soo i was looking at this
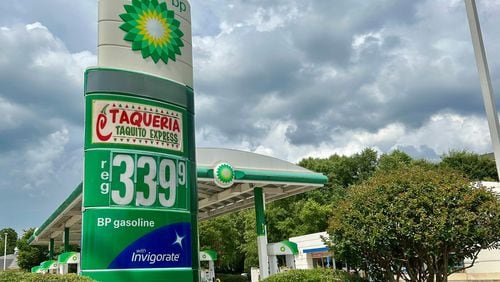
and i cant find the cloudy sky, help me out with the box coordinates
[1,0,500,234]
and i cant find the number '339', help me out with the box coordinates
[110,154,186,207]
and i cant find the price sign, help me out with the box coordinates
[84,150,189,210]
[82,92,196,277]
[111,153,185,207]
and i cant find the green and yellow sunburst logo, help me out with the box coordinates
[214,163,235,188]
[119,0,184,64]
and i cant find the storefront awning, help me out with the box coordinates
[303,246,329,254]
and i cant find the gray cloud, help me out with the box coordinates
[0,0,97,52]
[194,0,499,148]
[395,145,440,161]
[0,22,92,232]
[0,23,94,152]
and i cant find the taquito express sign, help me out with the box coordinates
[92,99,183,152]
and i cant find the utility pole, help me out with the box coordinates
[3,233,7,271]
[465,0,500,179]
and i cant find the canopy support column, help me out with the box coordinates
[64,228,70,252]
[49,238,55,259]
[254,187,269,280]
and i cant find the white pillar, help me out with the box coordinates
[285,255,295,269]
[208,261,215,282]
[3,233,7,271]
[269,255,278,275]
[465,0,500,179]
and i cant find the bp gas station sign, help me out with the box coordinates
[82,0,197,280]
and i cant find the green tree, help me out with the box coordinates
[378,149,413,171]
[299,148,378,189]
[327,165,500,282]
[56,244,80,254]
[199,213,246,273]
[0,228,18,255]
[241,210,259,272]
[272,148,380,238]
[440,150,498,181]
[16,228,48,271]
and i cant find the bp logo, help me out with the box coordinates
[120,0,184,64]
[214,163,234,188]
[280,246,286,252]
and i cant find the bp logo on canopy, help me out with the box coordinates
[120,0,184,64]
[214,163,235,188]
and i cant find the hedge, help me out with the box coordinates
[0,271,94,282]
[215,273,249,282]
[261,269,366,282]
[0,271,249,282]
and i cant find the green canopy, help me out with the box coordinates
[31,266,43,273]
[267,240,299,256]
[58,252,80,264]
[40,260,58,270]
[199,249,217,261]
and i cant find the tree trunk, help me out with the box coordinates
[427,257,434,282]
[385,261,395,282]
[407,262,417,281]
[442,252,448,282]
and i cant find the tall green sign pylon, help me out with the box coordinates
[82,0,197,281]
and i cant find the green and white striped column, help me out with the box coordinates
[254,187,269,280]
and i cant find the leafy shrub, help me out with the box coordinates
[215,273,249,282]
[0,271,94,282]
[262,269,365,282]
